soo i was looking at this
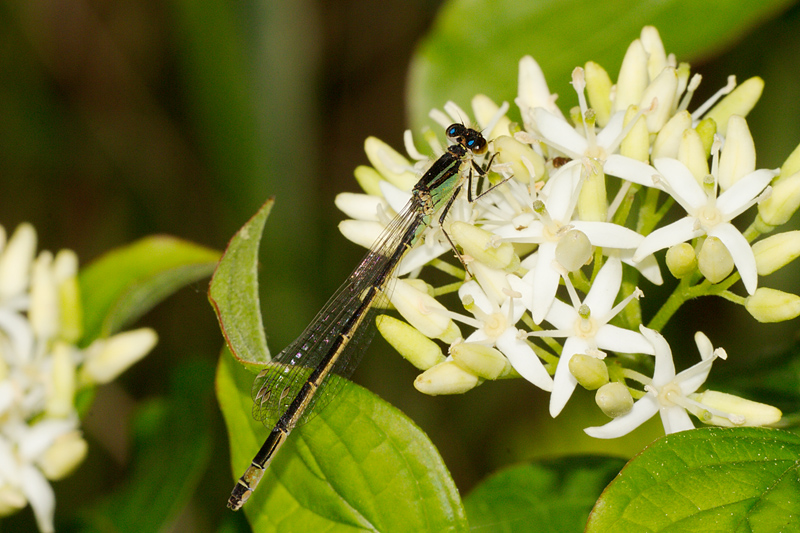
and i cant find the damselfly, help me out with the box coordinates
[228,123,501,510]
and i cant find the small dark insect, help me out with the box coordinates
[551,156,571,168]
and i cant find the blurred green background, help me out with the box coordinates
[2,0,800,530]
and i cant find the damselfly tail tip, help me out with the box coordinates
[227,484,251,511]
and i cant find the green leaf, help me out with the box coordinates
[408,0,795,130]
[587,427,800,532]
[81,360,214,532]
[216,353,468,532]
[464,457,626,533]
[79,236,220,343]
[209,198,273,368]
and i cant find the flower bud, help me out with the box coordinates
[54,250,82,343]
[620,105,649,162]
[0,486,26,516]
[677,128,709,182]
[46,342,76,418]
[753,231,800,275]
[517,56,560,117]
[705,77,764,135]
[569,353,609,390]
[577,161,608,222]
[555,230,592,272]
[29,251,59,342]
[472,94,511,138]
[38,430,88,480]
[718,116,756,190]
[614,39,648,114]
[595,382,634,418]
[745,287,800,323]
[376,315,444,370]
[414,361,480,395]
[353,165,384,196]
[493,135,545,184]
[451,342,510,380]
[0,223,36,300]
[652,110,691,160]
[697,237,734,284]
[450,222,519,271]
[689,390,781,427]
[758,170,800,228]
[584,61,612,126]
[389,280,460,342]
[778,140,800,186]
[641,26,667,80]
[666,243,697,279]
[80,328,158,384]
[364,136,417,191]
[694,117,717,156]
[640,67,678,133]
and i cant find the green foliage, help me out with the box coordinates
[78,360,214,532]
[217,354,468,532]
[209,199,273,370]
[79,236,220,343]
[408,0,795,132]
[587,428,800,532]
[464,457,626,532]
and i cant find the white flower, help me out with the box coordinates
[585,328,725,438]
[529,257,653,416]
[632,151,775,294]
[494,166,643,323]
[457,276,553,391]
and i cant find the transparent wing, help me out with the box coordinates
[251,198,427,430]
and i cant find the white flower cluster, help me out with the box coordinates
[0,223,157,532]
[337,28,788,441]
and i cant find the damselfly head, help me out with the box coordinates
[445,123,487,155]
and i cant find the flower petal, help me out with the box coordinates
[659,405,695,434]
[707,222,758,294]
[653,158,706,211]
[633,217,703,262]
[716,169,776,219]
[496,329,553,391]
[534,108,587,158]
[584,257,622,315]
[584,395,659,439]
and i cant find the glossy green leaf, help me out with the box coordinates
[587,427,800,532]
[216,353,468,532]
[79,236,220,343]
[209,198,273,368]
[408,0,795,130]
[464,456,626,532]
[81,360,214,532]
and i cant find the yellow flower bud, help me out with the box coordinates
[450,221,519,271]
[414,361,480,395]
[555,230,592,272]
[376,315,444,370]
[493,135,545,184]
[620,105,649,162]
[0,486,26,516]
[753,231,800,275]
[578,160,608,222]
[758,170,800,228]
[46,342,76,418]
[652,110,692,160]
[640,67,678,133]
[690,390,781,427]
[0,223,36,300]
[472,94,511,138]
[595,382,634,418]
[666,243,697,279]
[718,116,756,190]
[614,39,648,114]
[641,26,667,80]
[677,128,709,183]
[38,430,88,481]
[745,287,800,323]
[389,280,460,342]
[778,139,800,186]
[353,165,384,197]
[697,237,734,284]
[451,343,510,380]
[694,118,717,156]
[80,328,158,384]
[705,77,764,135]
[584,61,612,127]
[569,353,609,390]
[364,136,417,191]
[54,250,82,343]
